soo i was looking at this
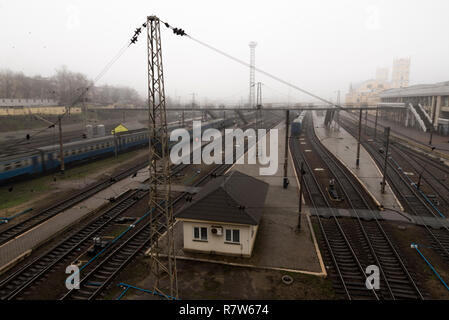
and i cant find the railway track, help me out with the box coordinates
[338,114,449,261]
[290,113,423,299]
[341,114,449,218]
[350,112,449,216]
[0,189,147,299]
[387,139,449,215]
[0,162,149,247]
[60,119,281,300]
[60,117,282,300]
[0,114,281,247]
[0,116,281,300]
[0,162,192,300]
[60,162,231,300]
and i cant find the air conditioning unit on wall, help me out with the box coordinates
[211,226,223,236]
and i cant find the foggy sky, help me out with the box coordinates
[1,0,449,105]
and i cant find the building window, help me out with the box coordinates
[225,229,240,244]
[193,226,207,241]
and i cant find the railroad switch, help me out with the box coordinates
[327,179,343,202]
[87,237,109,257]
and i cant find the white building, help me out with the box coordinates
[175,171,269,258]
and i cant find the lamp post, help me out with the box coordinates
[297,161,305,231]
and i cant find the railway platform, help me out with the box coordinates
[312,112,403,213]
[149,122,326,277]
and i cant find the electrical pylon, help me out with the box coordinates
[255,82,262,157]
[248,41,257,107]
[146,15,177,299]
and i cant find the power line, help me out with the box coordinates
[159,19,334,106]
[4,25,142,152]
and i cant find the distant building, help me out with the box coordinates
[0,98,57,108]
[345,79,391,106]
[376,68,389,82]
[345,58,411,106]
[391,57,411,88]
[0,98,80,116]
[175,171,269,258]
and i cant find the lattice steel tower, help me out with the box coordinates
[249,41,257,107]
[146,15,177,299]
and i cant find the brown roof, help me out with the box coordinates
[175,170,269,225]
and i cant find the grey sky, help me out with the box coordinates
[1,0,449,105]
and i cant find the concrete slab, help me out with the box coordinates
[312,111,403,212]
[149,123,325,276]
[0,168,149,271]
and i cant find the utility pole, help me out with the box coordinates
[336,90,340,131]
[374,105,379,140]
[283,110,290,188]
[58,116,65,173]
[417,171,422,190]
[249,41,257,107]
[429,98,436,145]
[191,92,196,109]
[146,15,177,299]
[113,130,118,158]
[83,89,87,131]
[356,109,362,168]
[190,92,197,121]
[381,127,390,194]
[35,113,65,173]
[297,161,305,231]
[256,82,262,157]
[256,82,262,107]
[364,108,368,135]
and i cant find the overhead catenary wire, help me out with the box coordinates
[159,19,335,107]
[4,25,143,152]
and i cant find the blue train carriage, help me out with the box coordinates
[291,111,307,137]
[0,116,238,185]
[0,151,43,183]
[37,135,116,171]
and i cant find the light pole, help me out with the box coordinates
[356,109,362,168]
[374,105,379,141]
[381,127,390,194]
[297,161,305,231]
[283,110,290,188]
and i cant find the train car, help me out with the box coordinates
[291,111,307,137]
[0,116,239,185]
[0,152,43,182]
